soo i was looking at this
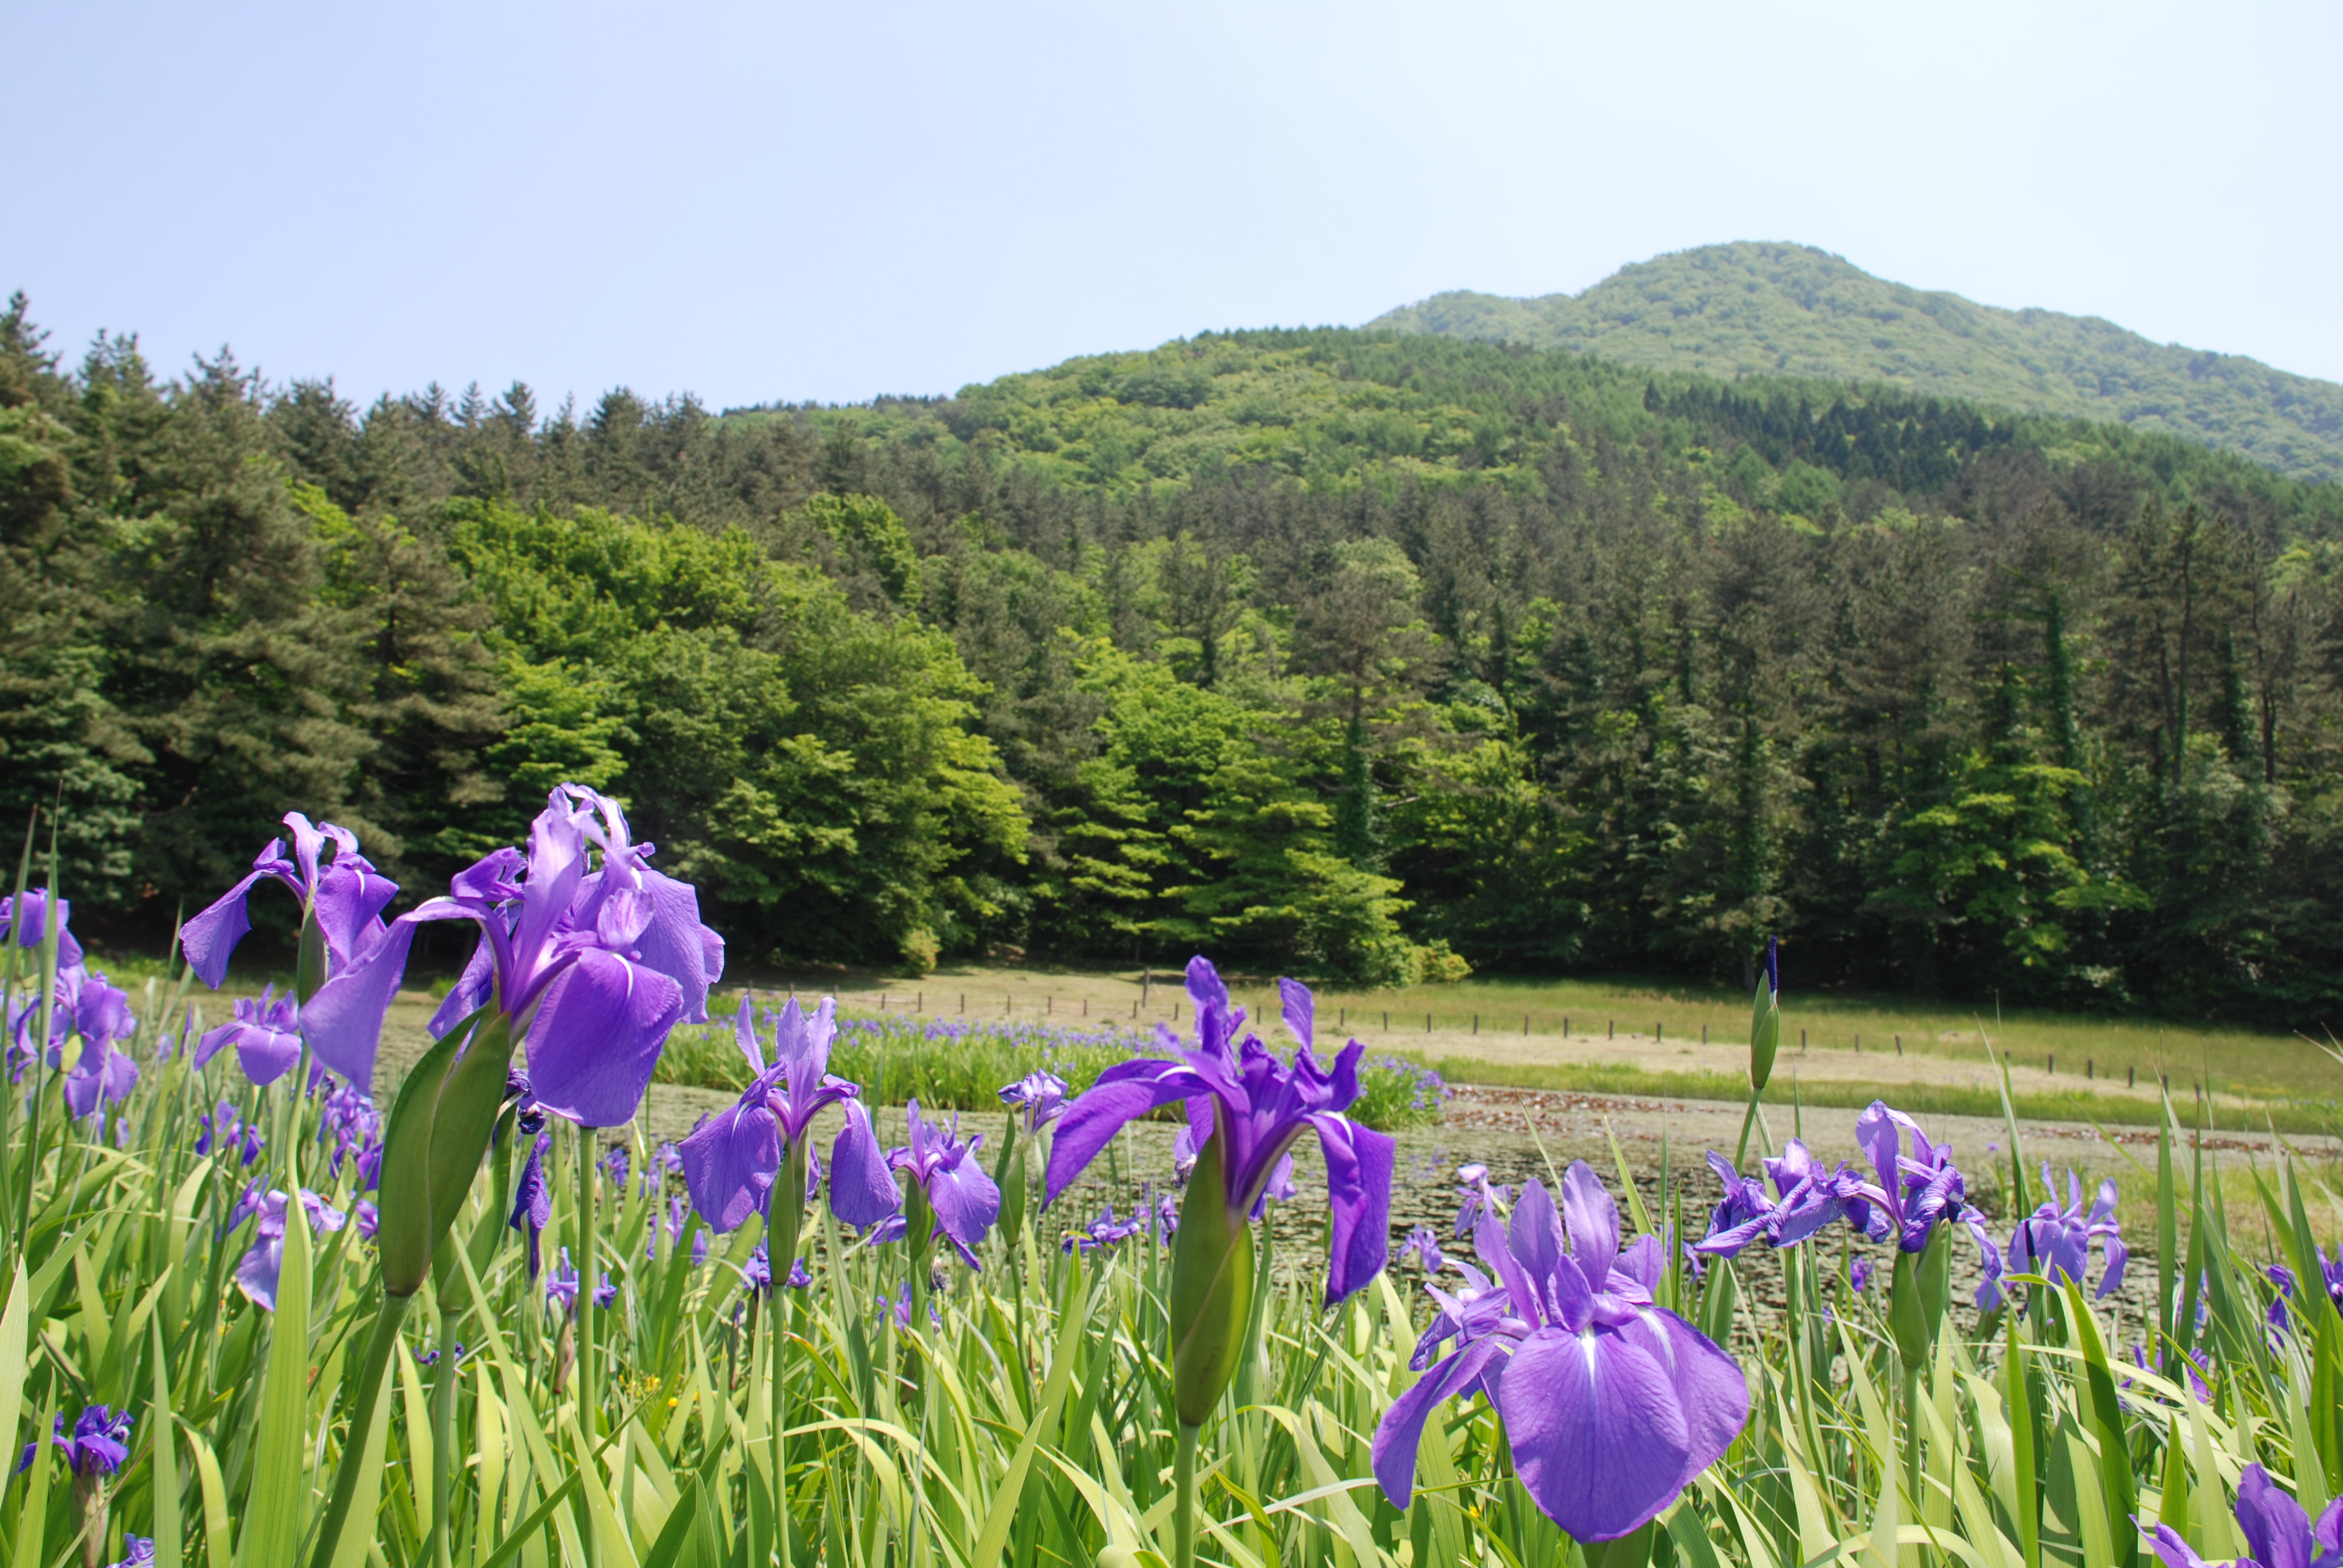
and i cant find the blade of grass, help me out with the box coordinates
[237,1180,312,1568]
[149,1314,182,1568]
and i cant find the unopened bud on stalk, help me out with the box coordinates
[1167,1124,1255,1426]
[991,1119,1026,1247]
[1748,936,1781,1093]
[1886,1226,1955,1371]
[295,909,330,1005]
[374,1011,516,1298]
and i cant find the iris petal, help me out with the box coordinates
[180,871,269,990]
[1313,1113,1394,1305]
[1510,1180,1565,1305]
[2235,1462,2316,1568]
[301,911,438,1088]
[1562,1161,1620,1285]
[626,865,724,1023]
[925,1145,1001,1252]
[828,1102,900,1230]
[310,860,398,969]
[1372,1334,1510,1511]
[1276,977,1314,1050]
[523,950,684,1128]
[1624,1307,1750,1494]
[678,1099,781,1233]
[1501,1323,1694,1544]
[1043,1060,1204,1206]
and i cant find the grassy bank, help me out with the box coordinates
[654,1008,1452,1132]
[1434,1054,2343,1136]
[750,959,2343,1108]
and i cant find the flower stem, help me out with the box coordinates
[428,1302,458,1568]
[577,1127,601,1568]
[1900,1360,1923,1518]
[771,1143,808,1568]
[306,1291,413,1568]
[1174,1420,1202,1568]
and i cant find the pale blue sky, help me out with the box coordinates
[7,1,2336,412]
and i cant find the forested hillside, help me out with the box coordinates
[8,295,2343,1026]
[1374,242,2343,485]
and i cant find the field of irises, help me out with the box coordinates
[4,788,2342,1568]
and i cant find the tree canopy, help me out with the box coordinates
[8,293,2343,1024]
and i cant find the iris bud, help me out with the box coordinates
[1167,1123,1256,1427]
[426,1014,519,1266]
[991,1119,1026,1250]
[295,910,330,1005]
[1748,939,1780,1093]
[376,1030,460,1296]
[1886,1227,1952,1371]
[374,1010,514,1298]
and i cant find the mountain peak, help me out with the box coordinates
[1371,244,2343,483]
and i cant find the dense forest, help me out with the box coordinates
[1376,242,2343,485]
[8,294,2343,1026]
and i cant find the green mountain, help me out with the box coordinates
[1371,241,2343,484]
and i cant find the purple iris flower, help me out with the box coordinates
[64,1030,139,1118]
[2139,1462,2343,1567]
[506,1067,545,1137]
[48,969,139,1117]
[679,995,860,1232]
[1171,1122,1201,1184]
[196,1102,266,1165]
[1695,1140,1877,1258]
[547,1248,581,1316]
[317,1081,381,1181]
[1061,1202,1145,1255]
[1044,959,1395,1306]
[2267,1250,2343,1333]
[1,890,83,970]
[235,1189,347,1311]
[1407,1259,1506,1371]
[1259,1151,1297,1207]
[300,786,724,1123]
[182,814,399,988]
[108,1536,156,1568]
[355,1200,379,1241]
[2005,1166,2127,1302]
[2180,1347,2214,1405]
[18,1405,133,1478]
[649,1196,691,1263]
[740,1242,773,1293]
[885,1100,1001,1267]
[510,1132,552,1278]
[1850,1256,1873,1293]
[594,1272,617,1308]
[879,1279,939,1330]
[1453,1163,1512,1239]
[998,1068,1069,1132]
[195,985,303,1087]
[1849,1102,2005,1307]
[1852,1102,1971,1251]
[11,964,137,1091]
[1374,1164,1748,1542]
[1400,1226,1446,1275]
